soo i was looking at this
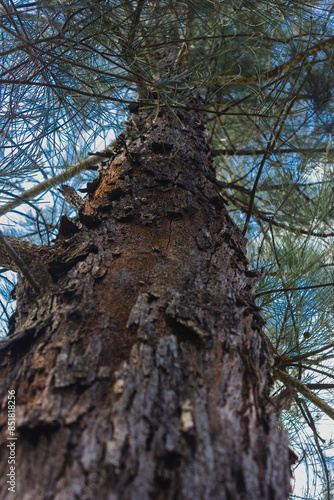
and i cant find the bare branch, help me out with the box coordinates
[274,368,334,421]
[0,141,117,218]
[0,231,40,292]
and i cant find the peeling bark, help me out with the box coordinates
[0,107,291,500]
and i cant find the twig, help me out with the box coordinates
[280,342,334,364]
[255,282,334,298]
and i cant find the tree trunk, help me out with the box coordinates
[0,106,291,500]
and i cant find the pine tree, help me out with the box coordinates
[0,1,334,498]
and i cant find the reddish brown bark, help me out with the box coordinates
[0,106,291,499]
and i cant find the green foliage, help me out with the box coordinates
[1,0,334,497]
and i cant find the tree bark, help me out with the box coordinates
[0,106,291,500]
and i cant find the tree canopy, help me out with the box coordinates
[1,0,334,497]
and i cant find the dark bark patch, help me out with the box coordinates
[107,186,125,201]
[18,424,60,444]
[78,212,100,229]
[58,215,81,238]
[166,315,204,348]
[48,243,98,279]
[151,142,173,155]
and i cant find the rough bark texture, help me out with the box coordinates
[0,107,291,499]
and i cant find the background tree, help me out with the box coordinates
[0,0,334,498]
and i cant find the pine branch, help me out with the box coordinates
[306,384,334,390]
[256,282,334,298]
[225,191,334,238]
[213,35,334,86]
[214,146,334,157]
[274,368,334,421]
[0,231,40,292]
[0,79,136,104]
[297,397,330,487]
[290,364,334,380]
[280,342,334,364]
[242,137,273,236]
[0,141,117,219]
